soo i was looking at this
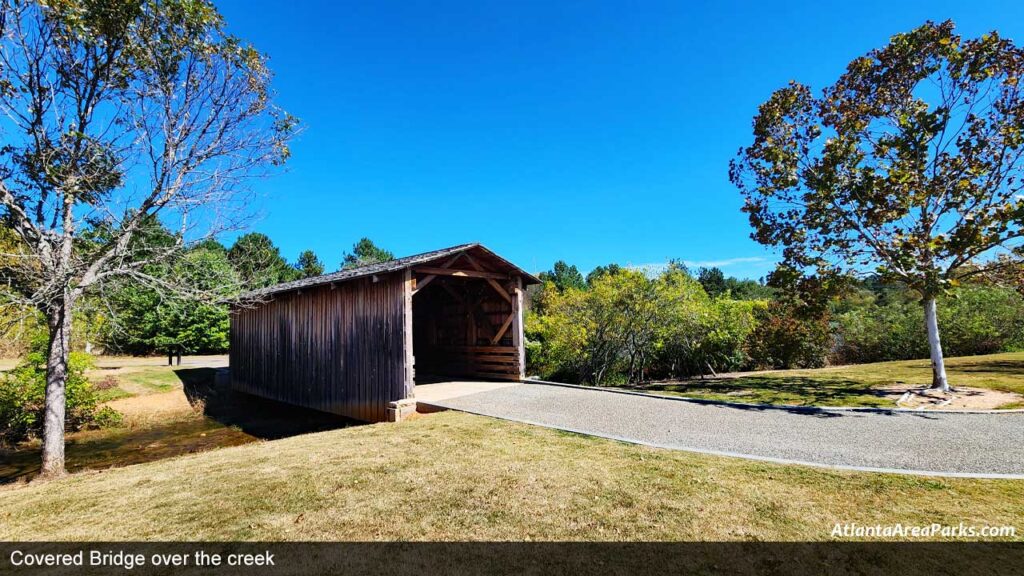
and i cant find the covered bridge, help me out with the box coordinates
[229,243,541,422]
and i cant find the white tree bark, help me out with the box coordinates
[924,297,949,392]
[40,294,74,478]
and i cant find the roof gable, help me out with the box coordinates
[243,243,540,299]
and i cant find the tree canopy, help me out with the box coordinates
[341,238,394,270]
[539,260,586,292]
[228,233,299,289]
[295,250,324,278]
[697,267,727,297]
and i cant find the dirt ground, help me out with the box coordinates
[886,385,1023,410]
[104,390,198,427]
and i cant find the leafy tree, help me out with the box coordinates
[724,277,775,301]
[193,238,229,255]
[527,264,759,384]
[538,260,586,292]
[653,267,759,377]
[341,238,394,270]
[697,267,728,297]
[105,246,239,355]
[528,270,650,384]
[0,0,295,476]
[586,263,622,286]
[730,21,1024,391]
[228,233,299,289]
[295,249,324,278]
[972,254,1024,297]
[936,286,1024,355]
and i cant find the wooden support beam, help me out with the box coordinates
[412,253,467,296]
[486,279,513,304]
[462,252,513,304]
[414,275,437,294]
[491,311,516,345]
[413,266,508,280]
[403,268,415,396]
[461,252,492,272]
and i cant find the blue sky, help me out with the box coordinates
[214,0,1024,279]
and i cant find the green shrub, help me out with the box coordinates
[833,285,1024,364]
[0,333,121,445]
[92,406,124,429]
[527,267,760,384]
[744,302,831,369]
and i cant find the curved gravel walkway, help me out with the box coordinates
[422,382,1024,478]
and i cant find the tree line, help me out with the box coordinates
[525,260,1024,385]
[0,227,395,358]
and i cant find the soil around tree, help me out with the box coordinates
[887,385,1023,411]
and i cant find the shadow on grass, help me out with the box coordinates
[177,367,360,440]
[1,368,360,484]
[949,360,1024,374]
[636,376,891,406]
[619,376,949,419]
[0,418,256,484]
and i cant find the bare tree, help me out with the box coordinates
[0,0,295,478]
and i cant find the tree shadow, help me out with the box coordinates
[177,368,360,440]
[635,376,894,408]
[692,397,940,419]
[615,374,963,419]
[1,367,362,484]
[0,417,256,484]
[950,360,1024,374]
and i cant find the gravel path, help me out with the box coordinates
[424,383,1024,478]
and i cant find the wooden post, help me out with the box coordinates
[512,276,525,380]
[403,268,415,398]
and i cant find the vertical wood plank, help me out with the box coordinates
[403,268,415,398]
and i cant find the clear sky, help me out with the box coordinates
[214,0,1024,279]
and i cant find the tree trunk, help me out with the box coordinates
[924,297,949,392]
[40,295,73,479]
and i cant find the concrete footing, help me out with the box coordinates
[386,398,418,422]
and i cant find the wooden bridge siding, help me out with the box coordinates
[230,273,408,422]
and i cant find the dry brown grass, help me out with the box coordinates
[1,411,1020,542]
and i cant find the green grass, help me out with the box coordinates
[111,368,185,393]
[94,386,133,403]
[0,411,1019,541]
[87,364,213,401]
[621,352,1024,408]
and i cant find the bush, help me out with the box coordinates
[526,267,760,384]
[940,286,1024,356]
[0,333,121,445]
[745,302,831,369]
[832,285,1024,364]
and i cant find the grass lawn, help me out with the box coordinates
[84,355,228,397]
[0,411,1020,541]
[620,352,1024,409]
